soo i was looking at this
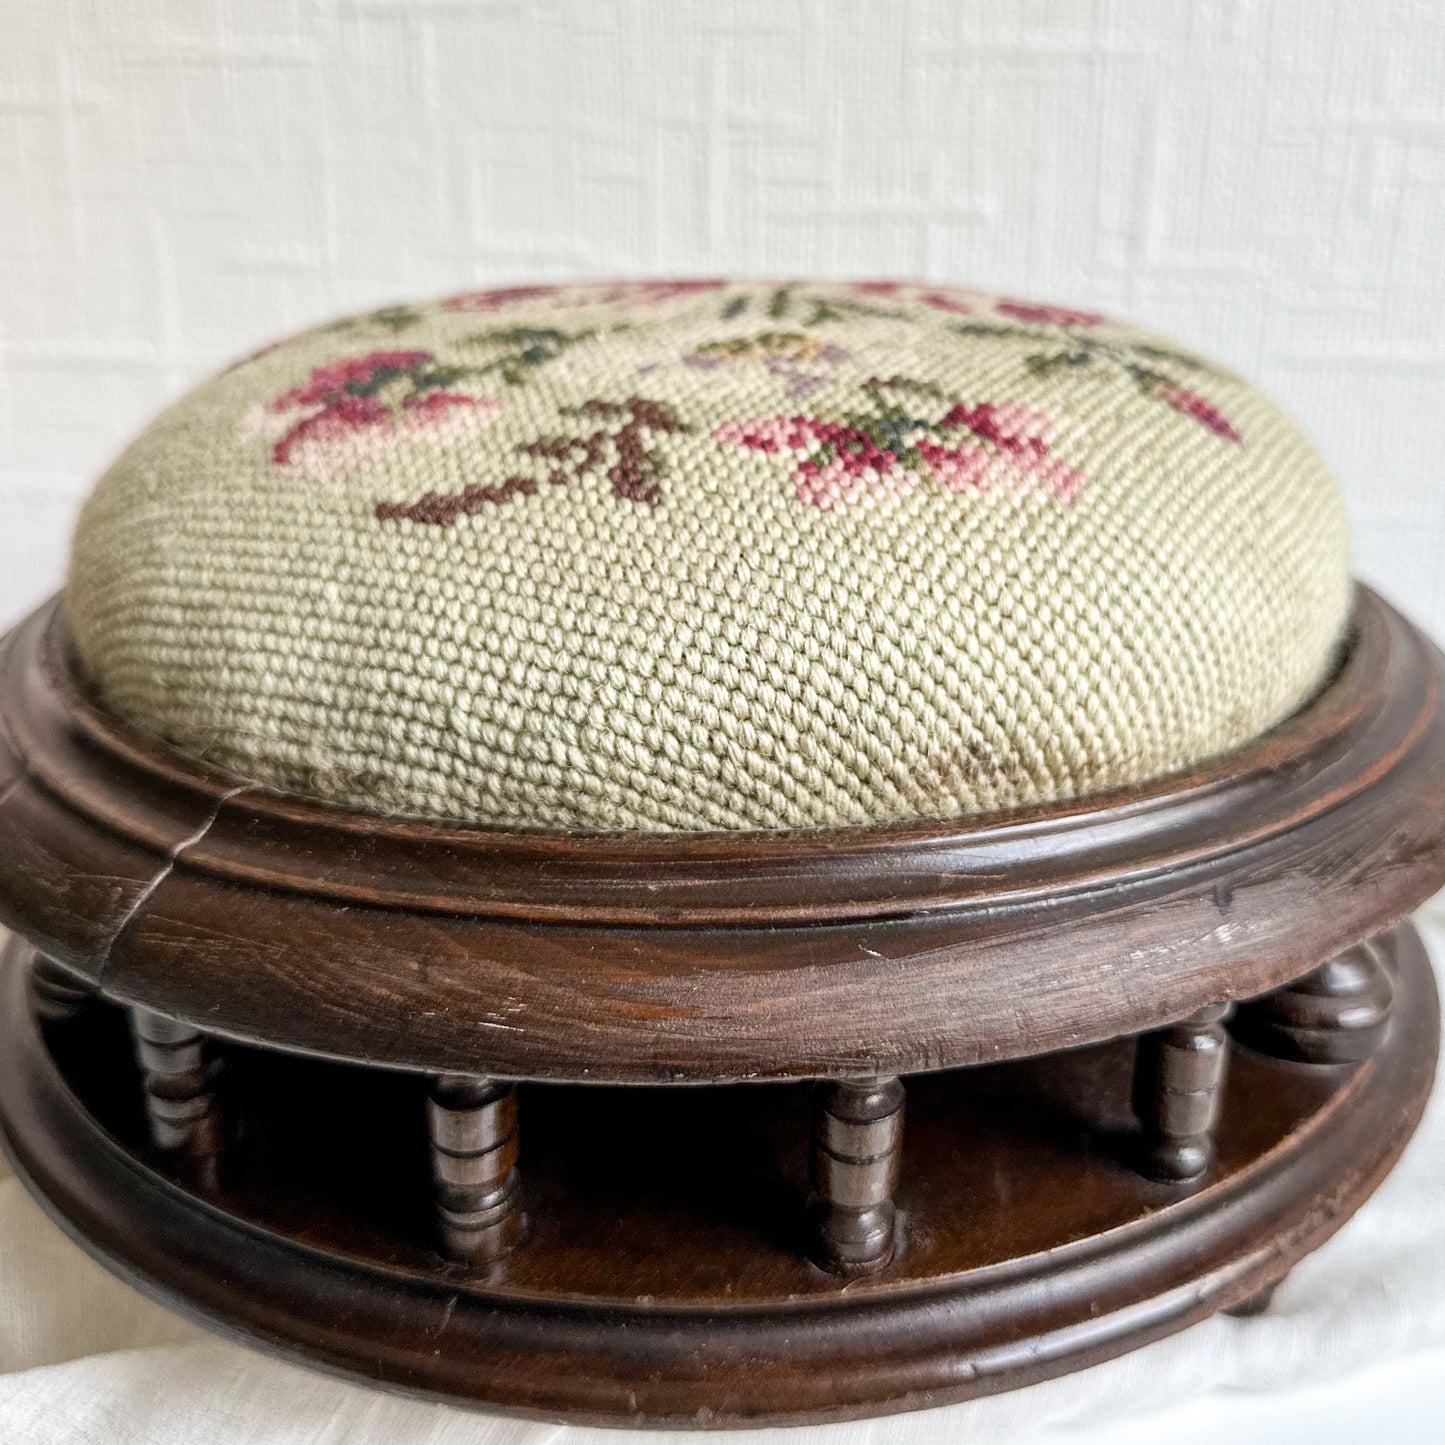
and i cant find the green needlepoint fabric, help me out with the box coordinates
[65,280,1352,831]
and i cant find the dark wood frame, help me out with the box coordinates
[1,925,1436,1427]
[1,586,1443,1082]
[0,584,1443,1427]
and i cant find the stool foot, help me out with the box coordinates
[811,1076,905,1275]
[1132,1004,1231,1182]
[1233,939,1394,1064]
[427,1075,522,1266]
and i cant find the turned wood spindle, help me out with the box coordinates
[427,1074,522,1266]
[811,1076,905,1275]
[1133,1003,1231,1182]
[1232,938,1395,1064]
[130,1006,223,1184]
[29,956,92,1023]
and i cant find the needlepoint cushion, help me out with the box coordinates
[64,280,1351,831]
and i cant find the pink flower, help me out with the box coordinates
[271,395,390,469]
[995,298,1107,327]
[940,401,1051,454]
[594,279,724,305]
[441,279,723,314]
[935,402,1086,502]
[248,349,504,484]
[915,441,993,492]
[401,391,485,422]
[715,394,1087,511]
[794,454,918,511]
[916,289,977,315]
[845,280,981,314]
[916,437,1085,504]
[268,350,432,410]
[441,285,562,313]
[1026,452,1088,503]
[713,416,823,453]
[1155,384,1242,443]
[265,393,502,483]
[717,415,916,511]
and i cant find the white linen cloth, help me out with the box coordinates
[1,907,1443,1445]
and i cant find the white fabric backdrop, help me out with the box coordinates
[3,1,1445,1438]
[1,906,1444,1444]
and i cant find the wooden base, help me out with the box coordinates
[0,928,1435,1429]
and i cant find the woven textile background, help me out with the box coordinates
[3,0,1445,636]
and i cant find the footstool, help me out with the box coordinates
[0,279,1441,1427]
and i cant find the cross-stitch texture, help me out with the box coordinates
[65,280,1351,831]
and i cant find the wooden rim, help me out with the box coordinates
[0,927,1436,1427]
[3,587,1445,1081]
[0,590,1427,927]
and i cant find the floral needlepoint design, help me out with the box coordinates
[954,318,1242,444]
[993,298,1107,327]
[439,284,562,313]
[714,377,1086,512]
[845,280,983,316]
[719,283,903,328]
[235,283,1241,529]
[640,331,850,400]
[441,279,724,315]
[245,350,502,483]
[1154,384,1243,442]
[375,395,689,524]
[842,283,1109,326]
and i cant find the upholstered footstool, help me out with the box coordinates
[0,279,1442,1427]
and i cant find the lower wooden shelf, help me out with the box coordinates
[0,925,1436,1428]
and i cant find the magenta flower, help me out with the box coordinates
[401,391,484,422]
[442,279,723,314]
[845,283,1104,323]
[1155,384,1242,443]
[713,416,824,454]
[246,349,502,483]
[933,403,1085,502]
[794,454,917,510]
[716,415,918,511]
[268,350,432,411]
[271,394,389,468]
[845,280,980,315]
[914,441,993,492]
[995,299,1107,327]
[594,279,724,305]
[715,391,1086,511]
[916,290,977,315]
[440,285,564,313]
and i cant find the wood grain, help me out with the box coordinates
[0,927,1435,1427]
[1,588,1444,1082]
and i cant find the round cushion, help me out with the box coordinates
[65,279,1351,831]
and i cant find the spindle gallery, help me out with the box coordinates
[0,282,1440,1427]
